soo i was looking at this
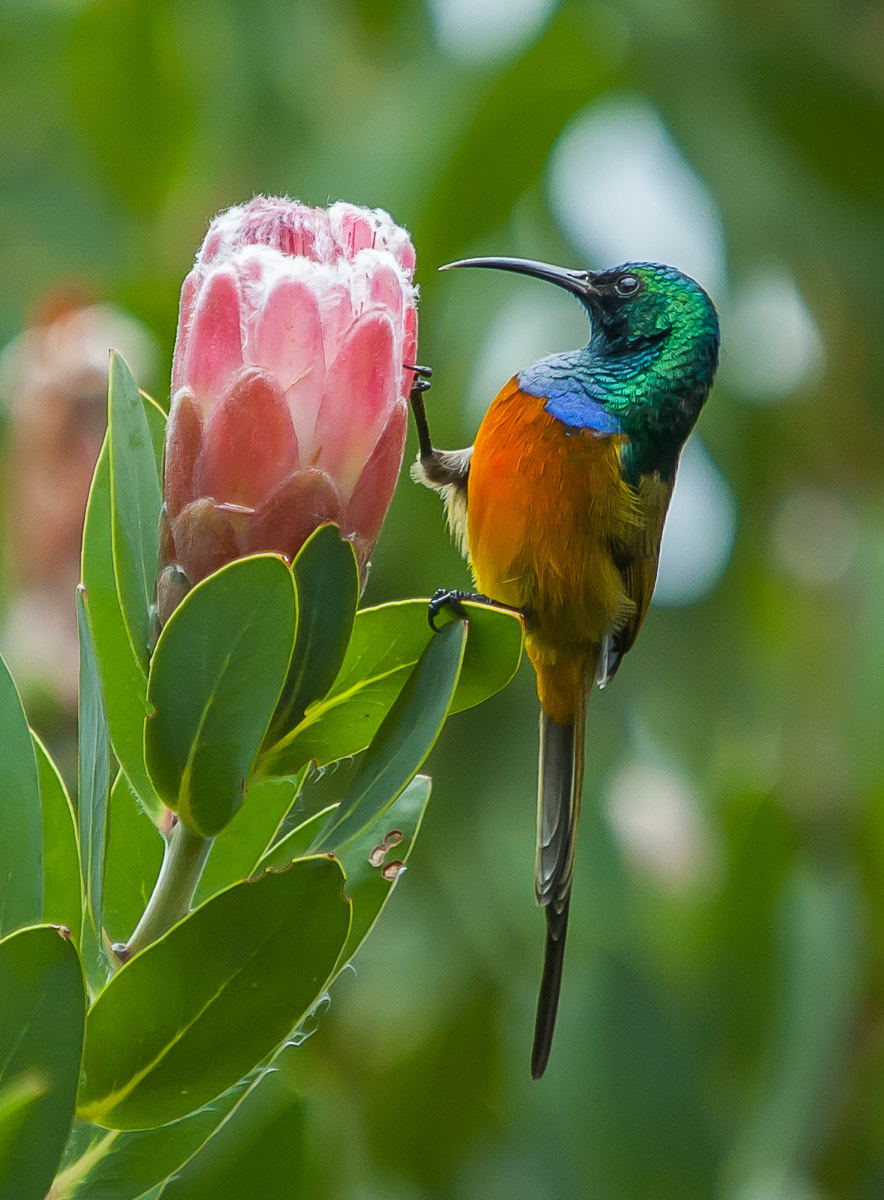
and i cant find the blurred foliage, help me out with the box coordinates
[2,0,883,1196]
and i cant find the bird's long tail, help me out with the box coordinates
[532,683,588,1079]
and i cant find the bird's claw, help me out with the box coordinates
[427,588,470,631]
[427,587,526,630]
[427,588,529,632]
[405,363,433,400]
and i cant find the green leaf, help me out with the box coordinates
[263,600,522,776]
[145,555,297,838]
[266,524,359,745]
[82,395,166,821]
[254,806,339,875]
[103,773,164,947]
[34,734,82,946]
[78,857,349,1130]
[77,587,111,938]
[0,652,42,937]
[158,1065,305,1200]
[108,352,162,672]
[52,1081,253,1200]
[193,773,306,906]
[0,926,86,1200]
[0,1075,50,1191]
[445,600,524,710]
[0,1073,46,1138]
[313,620,467,850]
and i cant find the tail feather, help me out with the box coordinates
[531,897,571,1079]
[531,691,587,1078]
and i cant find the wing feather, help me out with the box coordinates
[597,471,673,687]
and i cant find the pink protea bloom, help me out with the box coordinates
[157,196,417,623]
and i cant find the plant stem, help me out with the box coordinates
[123,820,214,959]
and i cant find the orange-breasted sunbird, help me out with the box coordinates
[411,257,720,1078]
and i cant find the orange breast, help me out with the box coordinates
[467,380,638,722]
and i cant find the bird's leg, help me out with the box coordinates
[427,587,527,632]
[405,363,436,463]
[405,363,470,489]
[405,364,526,631]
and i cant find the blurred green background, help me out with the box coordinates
[2,0,884,1196]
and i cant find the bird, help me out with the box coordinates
[409,256,720,1078]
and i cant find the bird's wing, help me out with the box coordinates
[598,471,673,687]
[411,446,473,557]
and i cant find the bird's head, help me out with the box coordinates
[440,256,719,388]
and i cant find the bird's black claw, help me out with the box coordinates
[405,363,433,401]
[427,587,469,631]
[427,588,529,631]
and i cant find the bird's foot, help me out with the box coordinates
[428,588,469,630]
[405,362,433,392]
[405,364,435,461]
[427,587,526,632]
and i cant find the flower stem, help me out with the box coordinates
[122,820,214,959]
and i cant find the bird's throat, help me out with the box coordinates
[517,339,713,484]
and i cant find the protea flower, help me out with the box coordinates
[157,196,417,624]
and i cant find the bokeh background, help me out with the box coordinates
[2,1,884,1196]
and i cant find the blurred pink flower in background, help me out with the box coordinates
[158,196,418,623]
[0,292,157,711]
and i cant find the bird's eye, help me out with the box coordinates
[615,274,641,296]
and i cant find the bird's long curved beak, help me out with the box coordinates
[439,256,599,301]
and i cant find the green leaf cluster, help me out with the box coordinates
[0,353,521,1195]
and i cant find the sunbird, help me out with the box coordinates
[410,256,720,1077]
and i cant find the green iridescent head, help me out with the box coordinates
[582,261,718,369]
[441,255,719,389]
[441,255,720,478]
